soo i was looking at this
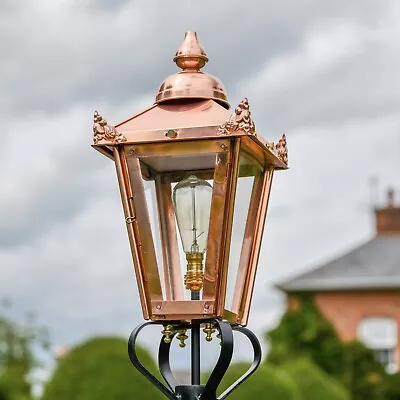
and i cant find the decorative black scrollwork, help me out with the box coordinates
[128,320,262,400]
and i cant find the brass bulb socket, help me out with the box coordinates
[184,252,204,291]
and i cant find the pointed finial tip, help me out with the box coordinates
[173,31,208,71]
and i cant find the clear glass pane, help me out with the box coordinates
[225,152,263,313]
[143,180,166,299]
[136,147,218,302]
[225,176,254,312]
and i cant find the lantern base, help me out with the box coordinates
[128,319,261,400]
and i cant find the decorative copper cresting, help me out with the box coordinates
[93,111,126,144]
[92,31,288,400]
[217,98,255,135]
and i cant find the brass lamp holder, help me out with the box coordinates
[128,319,261,400]
[185,252,204,291]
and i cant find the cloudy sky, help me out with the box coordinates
[1,0,400,380]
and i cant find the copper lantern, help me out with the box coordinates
[92,32,288,327]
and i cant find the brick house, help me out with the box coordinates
[277,189,400,372]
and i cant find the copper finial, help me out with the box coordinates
[155,31,229,108]
[173,31,209,71]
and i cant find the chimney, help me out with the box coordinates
[387,188,395,207]
[375,188,400,235]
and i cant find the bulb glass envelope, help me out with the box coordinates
[92,99,287,325]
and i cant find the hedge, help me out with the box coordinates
[216,362,301,400]
[41,336,163,400]
[282,358,350,400]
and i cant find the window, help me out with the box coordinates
[358,317,398,372]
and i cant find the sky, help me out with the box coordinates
[1,0,400,387]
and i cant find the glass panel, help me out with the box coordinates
[154,176,184,301]
[124,154,163,303]
[126,140,226,306]
[144,180,167,299]
[224,151,263,314]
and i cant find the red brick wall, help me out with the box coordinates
[313,291,400,366]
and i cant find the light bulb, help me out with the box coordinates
[173,175,213,291]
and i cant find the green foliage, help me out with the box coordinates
[41,337,164,400]
[0,301,49,400]
[266,293,346,380]
[344,341,386,400]
[0,387,8,400]
[0,364,31,400]
[384,373,400,400]
[282,358,350,400]
[266,293,396,400]
[215,360,350,400]
[217,362,301,400]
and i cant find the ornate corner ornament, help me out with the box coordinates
[275,134,288,165]
[93,111,127,144]
[217,98,256,135]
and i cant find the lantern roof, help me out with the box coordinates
[155,31,229,109]
[92,32,289,170]
[93,98,288,169]
[115,99,230,133]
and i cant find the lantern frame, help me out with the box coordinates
[91,31,290,400]
[92,98,288,326]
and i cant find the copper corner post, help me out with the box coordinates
[92,31,288,400]
[112,147,150,319]
[237,168,275,325]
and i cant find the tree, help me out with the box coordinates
[282,358,350,400]
[0,301,49,400]
[217,362,301,400]
[384,372,400,400]
[266,293,346,381]
[266,293,388,400]
[344,341,386,400]
[0,388,9,400]
[41,337,164,400]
